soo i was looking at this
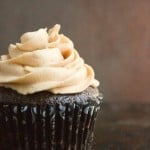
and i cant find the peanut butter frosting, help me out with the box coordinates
[0,24,99,95]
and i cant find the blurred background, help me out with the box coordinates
[0,0,149,103]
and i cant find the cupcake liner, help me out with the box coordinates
[0,100,100,150]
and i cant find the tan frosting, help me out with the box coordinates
[0,24,99,95]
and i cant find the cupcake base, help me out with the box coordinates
[0,102,100,150]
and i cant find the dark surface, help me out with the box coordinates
[94,102,150,150]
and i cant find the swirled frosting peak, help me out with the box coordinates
[0,24,99,95]
[16,28,48,51]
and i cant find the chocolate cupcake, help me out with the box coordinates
[0,24,103,150]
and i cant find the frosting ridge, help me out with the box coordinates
[0,24,99,95]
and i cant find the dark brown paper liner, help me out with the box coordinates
[0,100,100,150]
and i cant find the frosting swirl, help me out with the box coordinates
[0,24,99,95]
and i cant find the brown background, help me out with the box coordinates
[0,0,150,102]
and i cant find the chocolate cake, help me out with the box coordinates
[0,87,102,150]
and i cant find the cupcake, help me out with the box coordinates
[0,24,102,150]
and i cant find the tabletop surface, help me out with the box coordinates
[94,102,150,150]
